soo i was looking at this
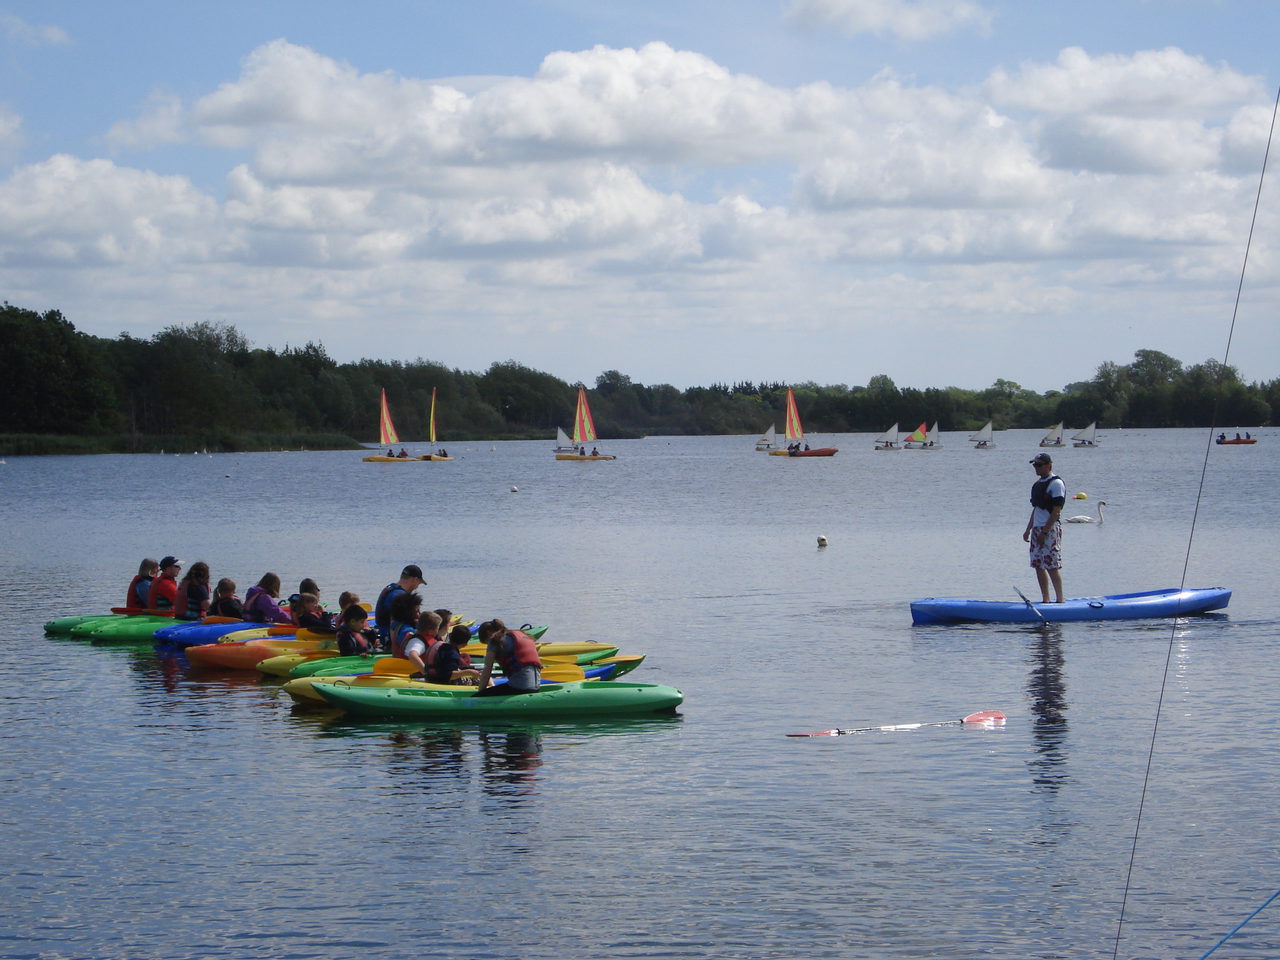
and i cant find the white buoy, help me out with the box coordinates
[817,535,828,547]
[510,485,518,493]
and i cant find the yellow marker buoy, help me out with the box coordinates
[1074,492,1088,499]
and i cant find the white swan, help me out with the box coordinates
[1066,500,1107,524]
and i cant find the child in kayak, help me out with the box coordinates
[209,578,244,619]
[336,605,377,656]
[426,624,482,685]
[400,610,442,678]
[125,558,159,611]
[387,591,423,660]
[173,562,211,621]
[244,573,293,624]
[291,592,337,634]
[474,618,542,696]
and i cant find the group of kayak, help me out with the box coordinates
[46,561,684,720]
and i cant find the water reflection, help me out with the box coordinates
[1025,624,1069,792]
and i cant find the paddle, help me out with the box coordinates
[1014,586,1048,623]
[372,657,585,682]
[787,709,1006,738]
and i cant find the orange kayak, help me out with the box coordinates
[184,633,324,670]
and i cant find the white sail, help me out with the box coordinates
[1072,422,1099,446]
[1039,422,1064,447]
[969,421,995,449]
[554,426,575,452]
[923,422,942,449]
[755,424,777,451]
[874,423,900,450]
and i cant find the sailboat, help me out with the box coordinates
[902,422,928,449]
[362,389,424,462]
[923,422,943,450]
[1071,422,1099,447]
[768,388,837,456]
[421,388,453,461]
[755,424,777,451]
[1039,422,1065,447]
[969,420,996,449]
[874,422,900,451]
[555,386,616,460]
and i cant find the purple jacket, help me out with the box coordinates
[244,585,292,624]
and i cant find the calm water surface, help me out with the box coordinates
[1,430,1277,959]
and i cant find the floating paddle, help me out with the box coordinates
[1014,586,1048,623]
[787,709,1006,738]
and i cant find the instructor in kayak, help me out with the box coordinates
[1023,452,1066,604]
[374,564,425,646]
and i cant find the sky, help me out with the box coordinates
[2,1,1278,393]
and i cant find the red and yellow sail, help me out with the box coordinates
[428,388,438,445]
[572,386,598,444]
[783,388,804,441]
[905,422,927,443]
[378,388,399,445]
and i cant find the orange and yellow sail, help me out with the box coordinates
[783,388,804,441]
[379,389,399,445]
[905,422,927,443]
[572,386,598,444]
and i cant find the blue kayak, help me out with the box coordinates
[153,620,256,648]
[910,587,1232,625]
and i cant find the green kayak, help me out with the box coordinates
[314,680,683,719]
[316,680,686,716]
[45,614,120,635]
[87,616,178,644]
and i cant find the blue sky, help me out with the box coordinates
[2,1,1278,393]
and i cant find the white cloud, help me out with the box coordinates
[2,39,1277,389]
[104,92,186,150]
[987,46,1261,119]
[0,13,70,46]
[785,0,992,41]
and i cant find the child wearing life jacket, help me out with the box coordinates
[209,578,244,619]
[387,591,424,661]
[244,573,293,624]
[173,562,211,621]
[125,558,159,611]
[290,592,337,634]
[426,624,482,685]
[336,605,377,656]
[400,610,442,678]
[474,618,543,696]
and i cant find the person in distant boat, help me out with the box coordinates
[398,447,409,458]
[1023,453,1066,604]
[804,443,810,451]
[386,448,394,457]
[126,558,159,611]
[474,618,543,696]
[244,572,293,624]
[173,561,211,621]
[591,447,600,456]
[399,609,442,678]
[1218,433,1227,442]
[147,556,182,610]
[1235,433,1241,440]
[374,564,426,645]
[1246,432,1252,440]
[427,624,483,685]
[336,604,377,656]
[209,578,244,619]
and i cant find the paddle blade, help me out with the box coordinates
[541,664,585,682]
[372,657,417,676]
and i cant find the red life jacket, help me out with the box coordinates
[390,623,418,660]
[148,574,178,610]
[498,630,542,675]
[125,575,150,610]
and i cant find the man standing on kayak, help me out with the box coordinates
[1024,453,1065,603]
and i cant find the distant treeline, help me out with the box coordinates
[1,303,1274,455]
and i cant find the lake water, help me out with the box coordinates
[1,429,1277,960]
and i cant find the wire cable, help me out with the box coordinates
[1110,81,1280,960]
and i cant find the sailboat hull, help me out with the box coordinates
[361,455,429,462]
[787,448,838,457]
[555,453,616,461]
